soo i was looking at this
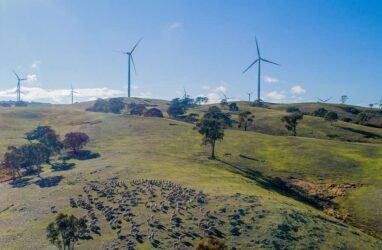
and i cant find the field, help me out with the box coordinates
[0,99,381,249]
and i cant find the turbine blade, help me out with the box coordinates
[20,78,27,81]
[261,58,280,66]
[130,55,137,74]
[255,37,260,57]
[242,59,259,74]
[130,37,143,54]
[13,71,20,80]
[113,50,128,54]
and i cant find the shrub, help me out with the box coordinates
[144,108,164,118]
[312,108,328,117]
[130,103,147,116]
[339,106,361,115]
[342,117,352,122]
[228,103,239,112]
[108,98,125,114]
[184,113,199,123]
[286,107,301,113]
[325,111,339,125]
[86,98,109,113]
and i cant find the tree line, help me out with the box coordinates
[1,126,90,181]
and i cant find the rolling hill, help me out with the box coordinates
[0,99,381,249]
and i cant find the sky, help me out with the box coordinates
[0,0,381,105]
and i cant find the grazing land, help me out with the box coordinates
[0,99,381,249]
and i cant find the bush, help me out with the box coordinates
[195,238,227,250]
[339,106,361,115]
[312,108,328,117]
[286,107,301,113]
[130,103,147,116]
[228,103,239,112]
[86,98,109,113]
[184,113,199,123]
[144,108,163,118]
[325,111,339,125]
[108,98,125,113]
[342,117,352,122]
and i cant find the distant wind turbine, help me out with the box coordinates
[13,71,26,103]
[245,91,254,102]
[243,37,280,103]
[115,38,143,98]
[317,97,332,103]
[70,85,78,105]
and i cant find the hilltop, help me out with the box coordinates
[0,99,381,249]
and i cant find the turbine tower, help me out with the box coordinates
[70,85,78,105]
[116,38,142,98]
[246,91,254,102]
[13,71,26,103]
[243,37,280,102]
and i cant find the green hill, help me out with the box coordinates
[0,100,381,249]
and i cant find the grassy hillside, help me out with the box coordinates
[0,101,381,249]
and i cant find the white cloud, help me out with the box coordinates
[25,74,40,87]
[31,60,41,70]
[290,85,306,94]
[137,92,153,98]
[169,22,182,29]
[201,85,210,90]
[131,85,139,90]
[264,75,279,83]
[214,85,226,93]
[0,86,124,104]
[265,91,286,102]
[206,92,221,104]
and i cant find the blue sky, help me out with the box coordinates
[0,0,381,105]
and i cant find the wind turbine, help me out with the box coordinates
[243,37,280,103]
[317,97,332,103]
[13,71,26,103]
[245,91,254,102]
[70,85,78,105]
[116,38,143,98]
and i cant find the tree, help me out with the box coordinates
[108,98,125,114]
[167,98,187,117]
[144,108,164,118]
[2,147,22,181]
[18,143,51,177]
[63,132,89,154]
[312,108,328,117]
[356,111,372,125]
[195,107,225,159]
[286,107,301,113]
[129,103,147,116]
[281,113,303,136]
[46,213,88,250]
[325,111,339,125]
[204,106,232,128]
[238,111,254,131]
[220,99,228,108]
[194,96,208,105]
[26,126,63,155]
[340,95,348,104]
[228,103,239,112]
[86,98,109,113]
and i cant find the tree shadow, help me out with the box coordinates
[50,162,75,172]
[10,177,33,188]
[62,150,100,161]
[337,126,382,139]
[216,158,329,210]
[34,175,64,188]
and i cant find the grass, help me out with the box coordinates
[0,100,381,249]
